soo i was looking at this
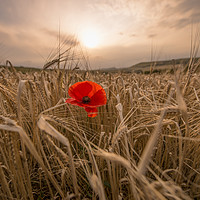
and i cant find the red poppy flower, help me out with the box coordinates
[66,81,107,117]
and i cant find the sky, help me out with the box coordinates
[0,0,200,69]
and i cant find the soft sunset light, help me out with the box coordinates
[0,0,198,68]
[1,1,200,199]
[80,29,100,48]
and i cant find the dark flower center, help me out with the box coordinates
[82,96,91,104]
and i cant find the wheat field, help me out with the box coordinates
[0,59,200,200]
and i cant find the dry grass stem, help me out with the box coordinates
[1,61,200,199]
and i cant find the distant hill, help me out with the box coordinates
[1,57,199,74]
[0,65,42,73]
[128,57,197,73]
[99,57,200,73]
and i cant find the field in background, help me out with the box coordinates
[89,57,200,74]
[0,60,200,199]
[2,57,199,74]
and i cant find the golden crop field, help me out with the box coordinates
[0,61,200,199]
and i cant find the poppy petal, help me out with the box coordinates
[65,98,85,107]
[68,81,93,101]
[89,89,107,107]
[87,113,98,117]
[87,81,105,97]
[85,107,98,117]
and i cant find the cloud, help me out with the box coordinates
[129,34,137,37]
[41,28,80,47]
[148,34,157,38]
[89,0,134,17]
[0,0,38,26]
[0,44,44,67]
[89,41,191,69]
[0,0,20,25]
[156,0,200,30]
[0,0,198,68]
[0,30,11,42]
[171,18,192,29]
[176,0,200,13]
[89,43,152,68]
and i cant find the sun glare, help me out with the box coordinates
[80,29,100,48]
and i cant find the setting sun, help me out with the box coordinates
[80,29,100,48]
